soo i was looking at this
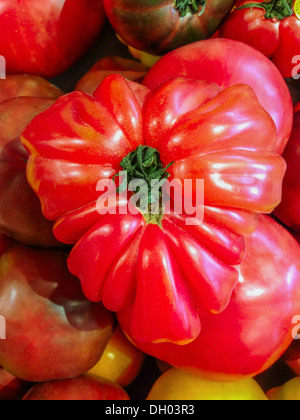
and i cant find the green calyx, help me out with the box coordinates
[174,0,207,17]
[113,145,174,209]
[237,0,294,21]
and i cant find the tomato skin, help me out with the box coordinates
[118,216,300,381]
[220,0,300,78]
[103,0,235,56]
[0,75,62,104]
[0,367,31,401]
[295,102,300,113]
[0,0,105,77]
[22,376,130,401]
[0,245,115,382]
[88,326,145,388]
[76,56,149,96]
[275,109,300,231]
[143,38,293,155]
[22,74,286,347]
[147,368,268,400]
[0,76,63,246]
[267,378,300,400]
[0,234,16,258]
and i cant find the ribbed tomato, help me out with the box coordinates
[118,216,300,381]
[22,72,286,346]
[143,38,293,154]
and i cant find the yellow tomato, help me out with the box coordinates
[267,378,300,400]
[88,326,145,388]
[116,34,161,68]
[127,45,161,68]
[147,368,268,401]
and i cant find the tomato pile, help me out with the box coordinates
[0,0,300,401]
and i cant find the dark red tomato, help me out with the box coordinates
[0,244,115,382]
[286,78,300,107]
[0,75,63,246]
[103,0,235,55]
[143,38,293,154]
[118,216,300,381]
[220,0,300,78]
[0,367,30,401]
[0,0,105,77]
[0,234,16,258]
[76,56,149,96]
[22,73,286,346]
[275,107,300,231]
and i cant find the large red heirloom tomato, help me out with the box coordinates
[103,0,235,56]
[118,216,300,381]
[0,75,63,246]
[220,0,300,78]
[143,38,293,155]
[274,106,300,231]
[22,68,286,347]
[0,0,105,77]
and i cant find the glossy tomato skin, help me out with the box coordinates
[147,368,267,400]
[220,0,300,78]
[22,73,286,348]
[0,76,63,246]
[0,244,115,382]
[275,109,300,231]
[143,38,293,155]
[76,56,149,96]
[22,376,130,401]
[0,0,105,77]
[103,0,235,56]
[88,326,145,388]
[118,216,300,381]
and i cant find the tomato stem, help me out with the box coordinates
[174,0,207,17]
[237,0,294,20]
[113,145,174,208]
